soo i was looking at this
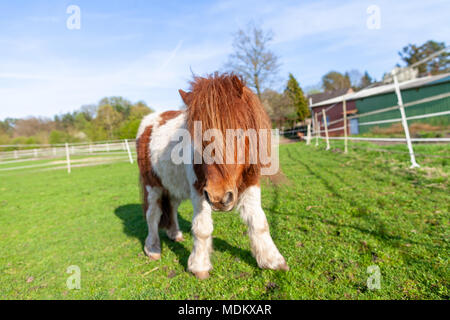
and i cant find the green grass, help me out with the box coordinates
[0,142,448,299]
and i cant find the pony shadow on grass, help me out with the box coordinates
[114,204,258,271]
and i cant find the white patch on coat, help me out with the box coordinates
[136,112,162,139]
[149,112,191,200]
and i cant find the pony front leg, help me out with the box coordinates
[238,186,289,271]
[188,194,213,279]
[144,187,163,260]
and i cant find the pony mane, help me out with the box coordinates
[186,72,270,144]
[184,72,271,183]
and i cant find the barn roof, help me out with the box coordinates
[308,88,352,105]
[310,72,450,108]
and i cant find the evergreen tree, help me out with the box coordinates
[360,71,374,89]
[285,73,310,122]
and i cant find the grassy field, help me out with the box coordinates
[0,142,448,299]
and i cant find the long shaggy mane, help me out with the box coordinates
[183,72,272,191]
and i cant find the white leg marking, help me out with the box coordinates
[144,186,163,260]
[238,186,289,270]
[188,191,213,279]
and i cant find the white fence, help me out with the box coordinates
[0,139,137,174]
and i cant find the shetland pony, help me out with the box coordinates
[136,73,288,279]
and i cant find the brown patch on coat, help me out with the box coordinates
[136,124,173,229]
[179,72,271,197]
[159,110,183,127]
[193,163,206,193]
[137,125,158,218]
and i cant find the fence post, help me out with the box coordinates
[393,73,420,168]
[14,150,18,159]
[89,144,93,154]
[322,109,330,150]
[124,139,134,164]
[314,112,319,147]
[34,149,38,158]
[307,97,312,145]
[306,123,311,145]
[106,143,110,153]
[53,147,57,156]
[65,143,71,174]
[343,97,348,154]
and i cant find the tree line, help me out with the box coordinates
[0,97,153,147]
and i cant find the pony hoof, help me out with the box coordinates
[193,271,210,279]
[147,253,161,260]
[260,260,290,271]
[278,262,289,271]
[144,247,161,260]
[167,231,184,242]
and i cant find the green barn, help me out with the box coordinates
[352,73,450,134]
[310,73,450,136]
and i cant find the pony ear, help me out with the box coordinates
[231,75,244,97]
[179,89,192,105]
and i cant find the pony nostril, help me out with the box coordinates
[222,191,234,206]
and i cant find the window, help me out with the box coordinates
[350,119,359,134]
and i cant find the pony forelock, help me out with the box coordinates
[185,72,271,178]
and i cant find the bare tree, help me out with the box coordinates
[225,23,280,100]
[261,89,295,127]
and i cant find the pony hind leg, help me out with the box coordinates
[165,197,184,242]
[144,186,163,260]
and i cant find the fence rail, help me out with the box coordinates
[0,139,137,174]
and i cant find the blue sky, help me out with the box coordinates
[1,0,449,120]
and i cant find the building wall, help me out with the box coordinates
[312,100,356,136]
[355,81,450,133]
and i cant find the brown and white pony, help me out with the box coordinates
[136,73,288,279]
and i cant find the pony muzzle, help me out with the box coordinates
[203,189,236,212]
